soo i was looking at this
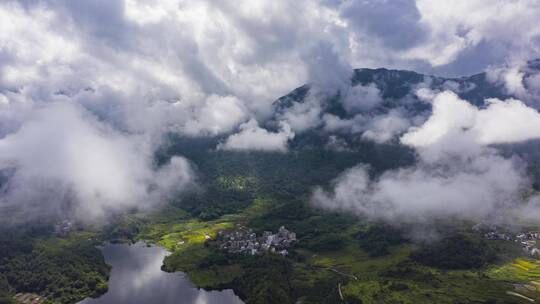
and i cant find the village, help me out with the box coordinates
[484,229,540,258]
[13,293,45,304]
[214,225,296,256]
[53,219,74,237]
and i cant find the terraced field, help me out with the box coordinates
[489,258,540,302]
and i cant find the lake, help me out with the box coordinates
[78,242,244,304]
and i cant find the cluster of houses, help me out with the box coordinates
[484,230,540,258]
[53,220,74,237]
[215,225,296,256]
[13,293,45,304]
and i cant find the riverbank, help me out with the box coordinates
[100,200,540,304]
[77,242,242,304]
[0,229,109,304]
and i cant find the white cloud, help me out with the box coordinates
[362,110,412,143]
[182,95,248,137]
[314,90,540,227]
[325,135,351,152]
[402,91,540,153]
[2,0,540,226]
[474,98,540,144]
[342,83,383,114]
[405,0,540,67]
[277,90,325,133]
[321,110,413,143]
[401,91,477,149]
[0,102,194,223]
[486,64,528,97]
[313,152,526,224]
[322,113,357,133]
[218,119,294,152]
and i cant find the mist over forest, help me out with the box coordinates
[2,1,540,304]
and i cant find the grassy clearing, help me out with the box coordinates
[488,258,540,301]
[489,258,540,282]
[238,197,274,223]
[339,263,524,304]
[138,197,275,251]
[296,227,537,303]
[305,228,414,279]
[139,217,235,251]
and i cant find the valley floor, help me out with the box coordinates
[103,199,540,304]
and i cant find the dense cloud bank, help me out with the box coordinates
[1,0,540,223]
[0,102,194,224]
[313,90,540,227]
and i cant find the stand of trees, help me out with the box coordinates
[354,225,408,257]
[411,234,496,269]
[0,229,110,304]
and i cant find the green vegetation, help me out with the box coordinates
[127,197,538,303]
[489,258,540,281]
[0,229,109,304]
[162,136,415,220]
[354,224,407,257]
[140,216,235,251]
[4,145,540,304]
[228,255,294,304]
[128,147,540,303]
[0,275,15,304]
[411,233,497,270]
[487,258,540,301]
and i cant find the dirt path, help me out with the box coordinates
[327,267,359,281]
[506,291,535,302]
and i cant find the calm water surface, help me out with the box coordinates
[78,242,243,304]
